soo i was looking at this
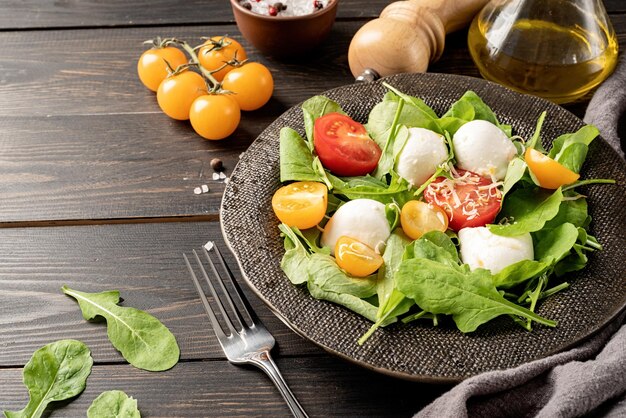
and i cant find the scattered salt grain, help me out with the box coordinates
[193,187,202,195]
[201,184,209,193]
[212,173,220,181]
[219,172,227,179]
[204,241,214,251]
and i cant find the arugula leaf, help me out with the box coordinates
[534,222,579,263]
[419,230,460,262]
[382,83,438,118]
[492,260,549,289]
[87,391,140,418]
[4,340,93,418]
[279,224,311,285]
[301,95,345,148]
[307,281,382,323]
[62,286,180,371]
[502,158,528,196]
[396,259,556,332]
[544,193,589,229]
[376,231,410,317]
[279,127,318,183]
[385,202,401,231]
[548,125,599,173]
[330,172,414,206]
[307,253,377,298]
[441,91,512,136]
[403,234,462,269]
[489,187,563,236]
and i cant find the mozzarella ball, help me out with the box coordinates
[395,127,448,187]
[321,199,391,255]
[452,120,516,180]
[458,227,533,274]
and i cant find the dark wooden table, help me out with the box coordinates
[0,1,624,416]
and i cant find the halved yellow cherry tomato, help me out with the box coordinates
[525,148,580,189]
[271,182,327,229]
[335,236,383,277]
[137,46,188,92]
[400,200,449,240]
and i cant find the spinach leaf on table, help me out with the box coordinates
[87,390,140,418]
[301,95,345,148]
[396,259,556,332]
[4,340,93,418]
[62,286,179,372]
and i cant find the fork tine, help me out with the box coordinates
[183,253,228,341]
[202,246,249,330]
[191,249,239,337]
[212,244,257,325]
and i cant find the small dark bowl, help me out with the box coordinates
[230,0,338,57]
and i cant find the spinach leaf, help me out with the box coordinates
[279,127,318,183]
[373,115,409,179]
[87,391,140,418]
[534,222,579,263]
[4,340,93,418]
[279,224,311,285]
[441,91,512,136]
[492,260,549,289]
[419,230,460,262]
[502,158,528,196]
[543,194,589,229]
[385,202,401,231]
[62,286,179,371]
[489,187,563,236]
[307,253,377,298]
[548,125,599,173]
[376,231,410,316]
[301,95,345,147]
[382,83,438,118]
[307,281,382,323]
[396,259,556,332]
[330,172,414,206]
[403,234,462,269]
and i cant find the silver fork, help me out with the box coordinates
[184,245,308,418]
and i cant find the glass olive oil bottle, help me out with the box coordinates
[468,0,618,104]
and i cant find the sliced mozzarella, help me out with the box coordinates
[395,127,448,187]
[321,199,391,255]
[458,226,533,274]
[452,120,516,181]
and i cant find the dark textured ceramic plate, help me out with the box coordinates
[221,73,626,383]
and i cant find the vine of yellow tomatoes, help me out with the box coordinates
[137,36,274,140]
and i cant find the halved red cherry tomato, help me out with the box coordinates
[525,148,580,189]
[271,181,328,229]
[335,236,383,277]
[423,169,502,231]
[313,113,381,176]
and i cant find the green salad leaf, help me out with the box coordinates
[396,259,556,332]
[301,95,345,148]
[87,391,140,418]
[279,127,319,183]
[4,340,93,418]
[548,125,599,173]
[62,286,180,371]
[440,91,512,136]
[279,224,311,285]
[308,253,377,298]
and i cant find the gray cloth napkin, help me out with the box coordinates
[416,58,626,418]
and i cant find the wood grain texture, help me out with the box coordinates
[0,0,390,30]
[0,358,450,417]
[0,221,324,366]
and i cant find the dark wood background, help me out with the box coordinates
[0,1,623,416]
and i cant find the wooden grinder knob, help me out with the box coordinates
[348,0,489,78]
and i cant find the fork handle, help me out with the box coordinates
[248,351,309,418]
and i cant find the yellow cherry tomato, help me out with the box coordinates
[400,200,449,240]
[198,37,247,82]
[189,95,241,140]
[156,70,206,120]
[137,46,188,92]
[222,62,274,111]
[271,182,327,230]
[335,236,384,278]
[525,148,580,189]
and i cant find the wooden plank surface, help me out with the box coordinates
[0,0,390,30]
[0,221,323,366]
[0,358,450,417]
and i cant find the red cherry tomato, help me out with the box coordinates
[423,169,502,231]
[313,113,381,176]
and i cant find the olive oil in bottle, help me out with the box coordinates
[468,0,618,104]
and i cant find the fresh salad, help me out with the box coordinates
[271,83,614,344]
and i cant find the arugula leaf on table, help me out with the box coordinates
[62,286,180,371]
[489,187,563,236]
[301,95,345,148]
[4,340,93,418]
[87,390,140,418]
[396,259,556,332]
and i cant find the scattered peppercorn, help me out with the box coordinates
[211,158,224,172]
[242,2,252,9]
[274,2,285,11]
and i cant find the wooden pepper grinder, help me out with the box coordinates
[349,0,489,79]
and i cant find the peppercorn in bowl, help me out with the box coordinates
[230,0,338,57]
